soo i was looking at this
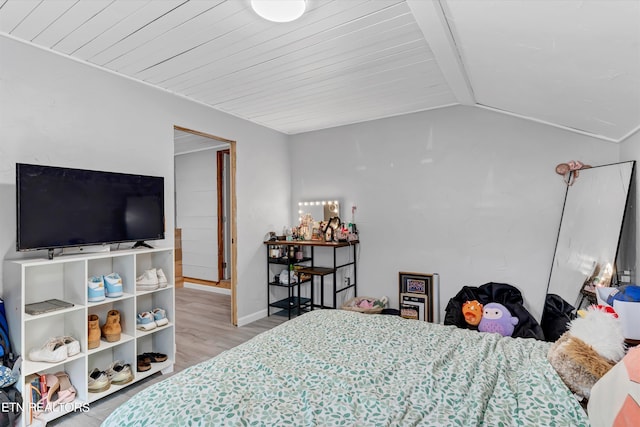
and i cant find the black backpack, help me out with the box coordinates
[0,299,13,367]
[0,387,22,427]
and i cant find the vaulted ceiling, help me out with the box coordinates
[1,0,638,142]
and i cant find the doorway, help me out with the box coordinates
[174,126,238,325]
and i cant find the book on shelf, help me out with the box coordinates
[25,299,74,316]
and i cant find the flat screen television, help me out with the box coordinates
[17,163,165,253]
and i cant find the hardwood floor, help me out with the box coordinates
[49,287,286,426]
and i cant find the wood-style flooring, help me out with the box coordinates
[48,287,286,426]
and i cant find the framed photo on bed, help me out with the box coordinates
[399,272,440,322]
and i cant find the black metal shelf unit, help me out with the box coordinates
[265,240,358,319]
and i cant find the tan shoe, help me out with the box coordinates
[101,310,121,342]
[88,314,101,349]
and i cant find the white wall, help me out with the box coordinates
[0,36,291,323]
[289,106,620,321]
[175,151,219,282]
[2,33,634,326]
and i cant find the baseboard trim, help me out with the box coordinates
[184,282,231,295]
[237,309,268,327]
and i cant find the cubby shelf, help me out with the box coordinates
[4,247,175,427]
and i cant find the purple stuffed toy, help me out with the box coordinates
[478,302,519,336]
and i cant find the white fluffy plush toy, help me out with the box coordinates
[547,306,626,399]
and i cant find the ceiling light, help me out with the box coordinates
[251,0,306,23]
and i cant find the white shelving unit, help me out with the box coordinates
[3,247,175,426]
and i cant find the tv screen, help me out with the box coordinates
[17,163,165,251]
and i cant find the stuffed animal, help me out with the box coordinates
[357,299,374,309]
[462,300,483,326]
[577,305,617,319]
[547,306,626,400]
[478,303,519,336]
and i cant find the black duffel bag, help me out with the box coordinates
[444,282,545,340]
[540,293,576,342]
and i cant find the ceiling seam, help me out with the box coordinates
[176,7,416,88]
[436,0,476,103]
[99,0,202,67]
[69,0,151,56]
[6,0,41,34]
[0,31,291,134]
[177,22,425,97]
[476,104,620,144]
[151,0,374,86]
[51,0,116,50]
[30,0,79,43]
[618,125,640,143]
[206,43,431,106]
[283,103,461,135]
[85,0,191,62]
[134,5,254,74]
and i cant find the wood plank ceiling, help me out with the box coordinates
[1,0,638,141]
[0,0,455,135]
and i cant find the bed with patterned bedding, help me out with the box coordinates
[102,310,588,426]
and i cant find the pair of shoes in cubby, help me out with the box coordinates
[135,268,168,291]
[30,371,76,415]
[88,310,122,349]
[88,360,133,393]
[136,308,169,331]
[87,273,124,302]
[137,352,168,372]
[29,336,80,363]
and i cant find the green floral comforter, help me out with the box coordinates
[102,310,588,426]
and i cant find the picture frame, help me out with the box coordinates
[400,293,427,321]
[398,272,439,322]
[400,304,419,320]
[399,272,432,295]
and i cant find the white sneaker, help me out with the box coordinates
[87,276,105,302]
[88,368,110,393]
[60,336,80,357]
[106,360,133,385]
[103,272,123,297]
[152,308,169,327]
[29,338,67,363]
[156,269,168,288]
[136,312,157,331]
[136,269,159,291]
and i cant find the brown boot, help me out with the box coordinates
[101,310,122,342]
[88,314,101,349]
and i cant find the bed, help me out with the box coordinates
[102,310,588,426]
